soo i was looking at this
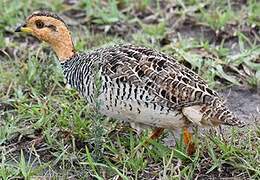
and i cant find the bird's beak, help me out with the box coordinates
[15,24,32,33]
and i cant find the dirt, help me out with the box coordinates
[220,86,260,123]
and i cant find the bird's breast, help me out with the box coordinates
[95,79,187,129]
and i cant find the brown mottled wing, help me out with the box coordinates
[102,44,219,109]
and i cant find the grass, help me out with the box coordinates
[0,0,260,179]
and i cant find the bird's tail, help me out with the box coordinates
[202,98,246,127]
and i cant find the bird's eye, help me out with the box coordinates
[35,20,44,29]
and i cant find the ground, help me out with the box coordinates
[0,0,259,179]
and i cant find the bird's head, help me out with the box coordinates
[15,11,75,61]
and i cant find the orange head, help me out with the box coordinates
[15,11,75,61]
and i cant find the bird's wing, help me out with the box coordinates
[101,44,219,109]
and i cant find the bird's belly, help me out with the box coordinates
[97,96,187,129]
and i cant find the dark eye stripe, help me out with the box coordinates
[46,24,57,31]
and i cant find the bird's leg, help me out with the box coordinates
[149,127,165,140]
[133,127,164,153]
[183,127,196,155]
[143,127,164,145]
[183,127,192,145]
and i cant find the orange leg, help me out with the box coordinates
[183,127,196,155]
[149,127,165,140]
[143,127,164,145]
[183,127,192,145]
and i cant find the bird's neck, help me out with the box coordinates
[53,41,75,61]
[49,30,75,61]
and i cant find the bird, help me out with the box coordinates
[15,11,245,151]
